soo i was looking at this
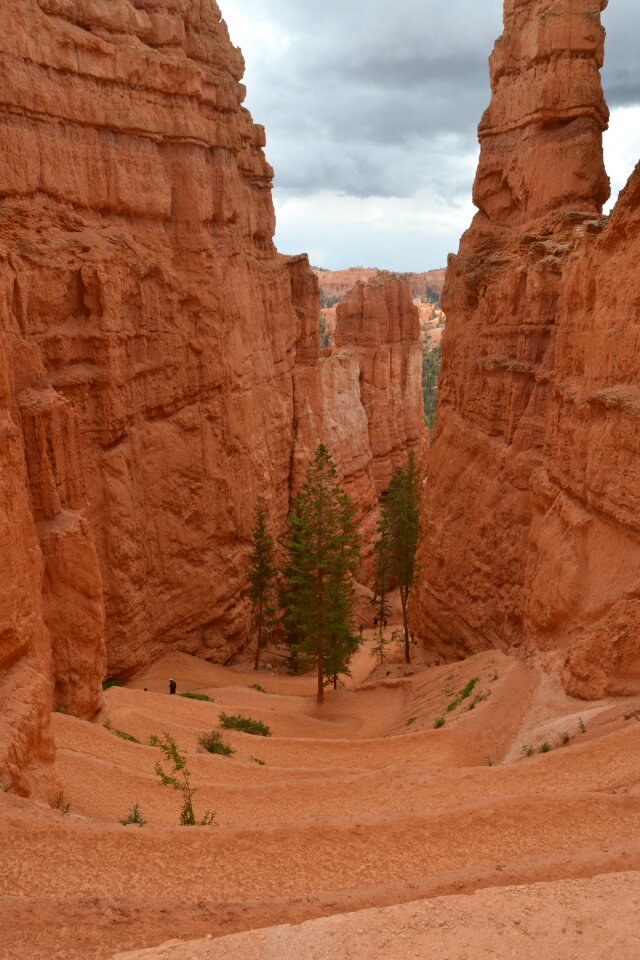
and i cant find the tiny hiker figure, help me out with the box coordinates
[169,678,177,695]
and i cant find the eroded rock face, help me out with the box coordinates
[314,267,445,308]
[0,1,425,790]
[295,275,427,569]
[412,0,640,698]
[333,277,426,495]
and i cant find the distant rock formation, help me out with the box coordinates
[314,267,445,309]
[333,278,426,493]
[412,0,640,699]
[0,0,424,794]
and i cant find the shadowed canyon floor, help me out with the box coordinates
[3,630,640,959]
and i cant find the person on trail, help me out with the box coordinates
[169,678,177,695]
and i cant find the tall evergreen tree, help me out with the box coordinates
[376,451,421,663]
[373,528,391,642]
[247,499,277,671]
[280,444,360,702]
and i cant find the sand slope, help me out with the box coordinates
[3,638,640,960]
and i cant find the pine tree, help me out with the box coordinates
[376,451,421,663]
[247,499,277,671]
[280,444,360,702]
[373,526,392,643]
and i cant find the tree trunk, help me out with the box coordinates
[401,588,411,664]
[254,598,263,671]
[317,639,324,703]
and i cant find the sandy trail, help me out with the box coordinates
[111,873,640,960]
[3,637,640,960]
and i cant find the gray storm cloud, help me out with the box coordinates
[222,0,640,270]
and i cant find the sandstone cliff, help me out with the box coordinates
[333,277,426,494]
[412,0,640,699]
[315,267,445,308]
[0,0,424,793]
[294,274,426,570]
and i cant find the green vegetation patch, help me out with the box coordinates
[446,677,480,713]
[198,731,235,757]
[219,712,272,737]
[103,720,140,744]
[102,678,124,691]
[179,692,215,702]
[120,803,147,827]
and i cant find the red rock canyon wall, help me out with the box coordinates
[412,0,640,698]
[0,0,423,792]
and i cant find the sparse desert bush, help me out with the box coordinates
[539,742,552,754]
[579,717,586,734]
[198,731,235,757]
[560,732,570,746]
[250,683,266,693]
[522,744,535,757]
[466,690,490,711]
[433,717,445,729]
[120,803,147,827]
[180,692,215,702]
[102,678,124,691]
[53,792,71,815]
[149,731,215,826]
[251,757,266,766]
[219,713,271,737]
[446,677,480,713]
[104,720,140,743]
[406,716,418,727]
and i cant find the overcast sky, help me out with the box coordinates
[222,1,640,272]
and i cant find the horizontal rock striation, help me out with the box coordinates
[412,0,640,698]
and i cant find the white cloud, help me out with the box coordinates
[604,106,640,212]
[273,188,475,271]
[220,0,640,270]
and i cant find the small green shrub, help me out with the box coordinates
[250,683,266,693]
[460,677,480,700]
[53,791,71,815]
[104,720,140,744]
[433,717,445,729]
[560,732,570,746]
[120,803,147,827]
[150,731,215,827]
[219,713,271,737]
[198,731,235,757]
[251,757,266,766]
[522,744,535,757]
[179,692,215,702]
[539,741,552,754]
[406,716,418,726]
[446,677,480,713]
[103,678,124,691]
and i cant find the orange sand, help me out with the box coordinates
[2,630,640,959]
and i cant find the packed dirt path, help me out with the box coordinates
[2,630,640,960]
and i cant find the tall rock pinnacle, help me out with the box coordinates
[410,0,640,700]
